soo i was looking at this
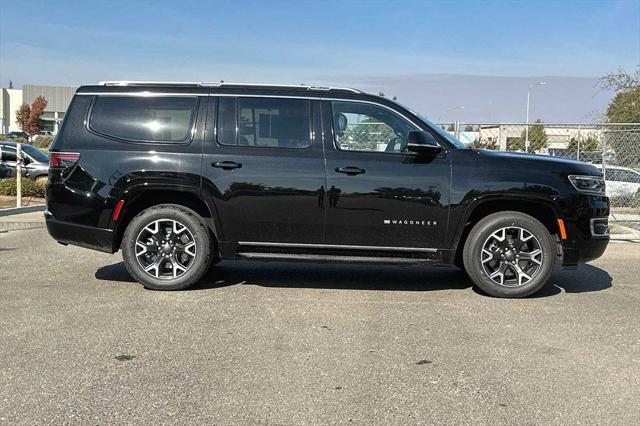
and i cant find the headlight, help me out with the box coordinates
[568,175,605,194]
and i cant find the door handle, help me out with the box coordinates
[212,161,242,170]
[335,166,365,176]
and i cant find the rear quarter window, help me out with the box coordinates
[89,96,198,143]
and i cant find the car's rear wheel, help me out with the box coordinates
[122,204,212,290]
[462,211,556,298]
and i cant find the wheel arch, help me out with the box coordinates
[112,188,220,252]
[451,196,562,266]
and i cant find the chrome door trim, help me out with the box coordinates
[238,241,437,253]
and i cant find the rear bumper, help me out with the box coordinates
[45,211,115,253]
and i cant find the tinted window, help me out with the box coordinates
[21,144,49,163]
[1,146,17,162]
[217,97,310,148]
[331,101,416,153]
[90,96,198,142]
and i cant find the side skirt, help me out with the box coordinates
[219,241,455,265]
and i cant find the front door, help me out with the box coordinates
[322,100,451,249]
[202,96,326,244]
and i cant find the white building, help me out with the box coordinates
[0,84,77,134]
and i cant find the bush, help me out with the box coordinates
[0,134,28,144]
[0,177,46,198]
[32,135,53,149]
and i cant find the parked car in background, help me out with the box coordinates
[6,131,28,139]
[595,164,640,199]
[0,141,50,182]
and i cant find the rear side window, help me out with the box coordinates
[89,96,198,142]
[1,146,17,162]
[217,97,310,148]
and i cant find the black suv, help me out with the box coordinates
[45,81,610,297]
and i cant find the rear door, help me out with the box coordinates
[202,95,326,244]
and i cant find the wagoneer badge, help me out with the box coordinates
[384,219,437,226]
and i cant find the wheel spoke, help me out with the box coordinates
[135,241,148,256]
[171,259,187,278]
[519,249,542,265]
[144,220,160,235]
[144,259,161,278]
[512,263,532,286]
[173,221,187,235]
[481,248,494,264]
[489,263,507,285]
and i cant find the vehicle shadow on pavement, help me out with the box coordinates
[95,261,612,296]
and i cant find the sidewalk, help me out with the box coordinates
[0,211,46,233]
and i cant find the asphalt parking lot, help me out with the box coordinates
[1,228,639,424]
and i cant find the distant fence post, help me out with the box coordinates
[576,125,581,161]
[16,142,22,208]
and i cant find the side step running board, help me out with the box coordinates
[236,252,435,264]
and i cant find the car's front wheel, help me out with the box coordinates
[462,211,556,298]
[122,204,212,290]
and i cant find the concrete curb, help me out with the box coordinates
[0,204,46,217]
[0,222,46,233]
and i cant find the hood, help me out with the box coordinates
[474,149,602,176]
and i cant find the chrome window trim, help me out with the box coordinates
[77,93,426,132]
[238,241,438,253]
[77,92,209,97]
[85,95,200,145]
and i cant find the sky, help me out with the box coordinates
[1,0,639,122]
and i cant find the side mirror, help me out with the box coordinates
[407,131,443,155]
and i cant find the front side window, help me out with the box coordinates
[90,96,198,142]
[217,97,310,149]
[331,101,417,153]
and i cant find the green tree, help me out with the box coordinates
[600,66,640,167]
[601,66,640,123]
[470,138,498,150]
[605,87,640,123]
[507,119,548,152]
[567,133,600,153]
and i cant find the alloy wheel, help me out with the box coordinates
[135,219,197,280]
[480,226,543,287]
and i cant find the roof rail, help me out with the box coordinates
[98,80,203,86]
[97,80,361,93]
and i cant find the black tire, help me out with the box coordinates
[462,211,556,298]
[121,204,212,290]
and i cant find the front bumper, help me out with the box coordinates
[561,238,609,267]
[559,193,610,267]
[45,210,115,253]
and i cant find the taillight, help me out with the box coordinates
[49,152,80,168]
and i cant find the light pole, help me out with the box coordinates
[525,82,545,152]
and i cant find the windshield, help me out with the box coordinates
[386,99,468,149]
[21,144,49,163]
[418,115,468,149]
